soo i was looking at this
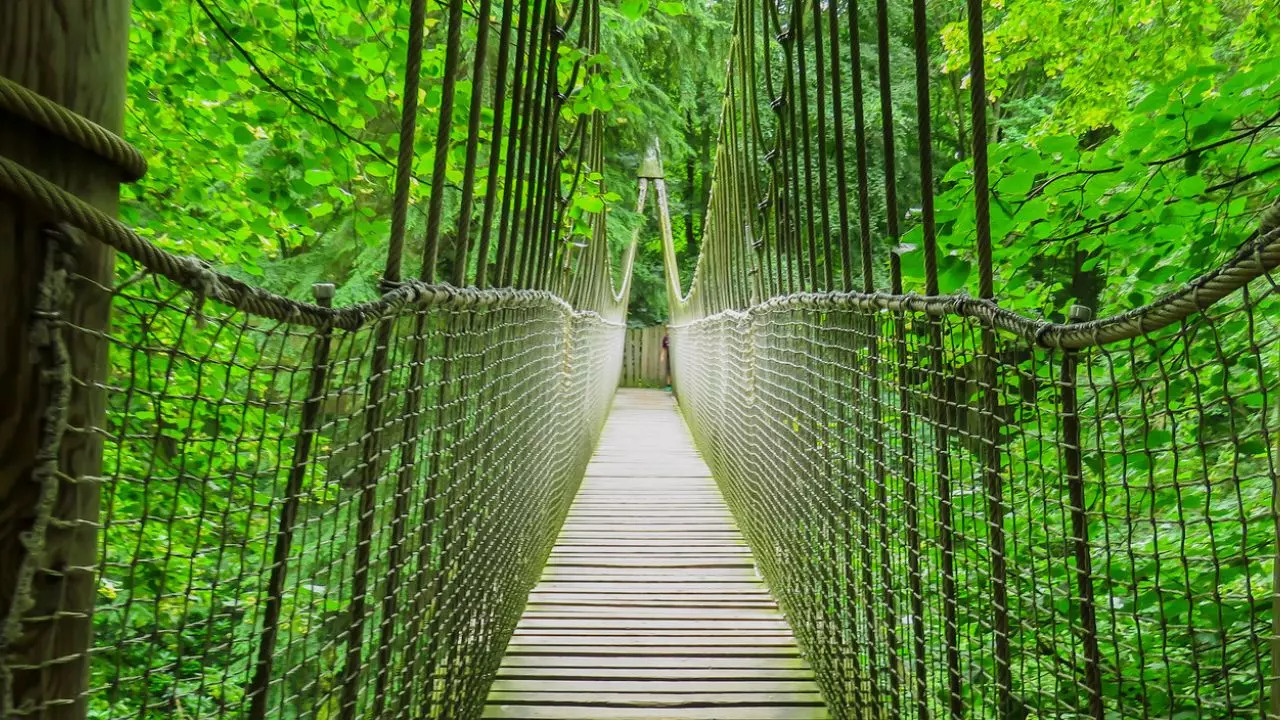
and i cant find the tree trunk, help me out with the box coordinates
[0,2,131,717]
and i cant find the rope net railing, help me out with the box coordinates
[0,0,635,718]
[661,0,1280,715]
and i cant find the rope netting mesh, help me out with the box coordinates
[674,284,1279,718]
[77,255,622,720]
[1,0,634,718]
[662,0,1280,715]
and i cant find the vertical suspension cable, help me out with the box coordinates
[451,0,496,286]
[517,0,555,287]
[827,0,853,292]
[809,0,834,290]
[911,0,939,295]
[495,0,534,287]
[474,0,517,289]
[529,0,564,288]
[532,7,564,289]
[872,0,904,712]
[907,1,959,716]
[792,4,820,289]
[383,0,427,286]
[965,2,1013,717]
[847,0,875,293]
[509,0,548,287]
[967,0,993,300]
[778,9,810,291]
[420,0,467,281]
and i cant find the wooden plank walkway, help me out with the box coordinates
[485,389,829,719]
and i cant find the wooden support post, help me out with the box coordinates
[979,323,1014,719]
[1060,305,1105,720]
[928,317,964,720]
[248,283,336,720]
[891,269,930,720]
[1,3,131,718]
[341,314,395,720]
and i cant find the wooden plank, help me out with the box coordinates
[495,666,815,680]
[514,614,783,625]
[497,654,810,670]
[491,679,824,693]
[486,690,824,705]
[486,389,828,719]
[483,706,830,719]
[522,607,783,619]
[507,635,798,647]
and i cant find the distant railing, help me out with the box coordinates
[620,325,669,387]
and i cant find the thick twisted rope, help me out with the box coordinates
[0,75,147,182]
[0,153,609,330]
[672,220,1280,350]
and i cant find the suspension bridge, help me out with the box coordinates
[1,0,1277,719]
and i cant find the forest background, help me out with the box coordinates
[74,0,1280,715]
[124,0,1280,326]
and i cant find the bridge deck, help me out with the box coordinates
[484,389,829,719]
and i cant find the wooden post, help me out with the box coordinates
[1,3,131,718]
[1060,305,1105,720]
[247,283,336,720]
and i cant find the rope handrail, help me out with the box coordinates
[669,223,1280,350]
[0,74,148,182]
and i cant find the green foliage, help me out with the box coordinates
[898,58,1280,317]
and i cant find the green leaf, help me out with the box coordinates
[938,255,971,294]
[657,1,685,14]
[619,0,649,19]
[365,161,395,178]
[304,168,334,186]
[1175,175,1207,198]
[232,126,256,144]
[575,195,605,213]
[1000,171,1035,197]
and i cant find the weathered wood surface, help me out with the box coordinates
[485,389,828,719]
[1,3,131,717]
[620,325,668,387]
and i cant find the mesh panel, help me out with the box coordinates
[671,273,1278,719]
[5,246,623,720]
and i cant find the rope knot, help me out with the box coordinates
[1033,322,1057,348]
[173,255,219,327]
